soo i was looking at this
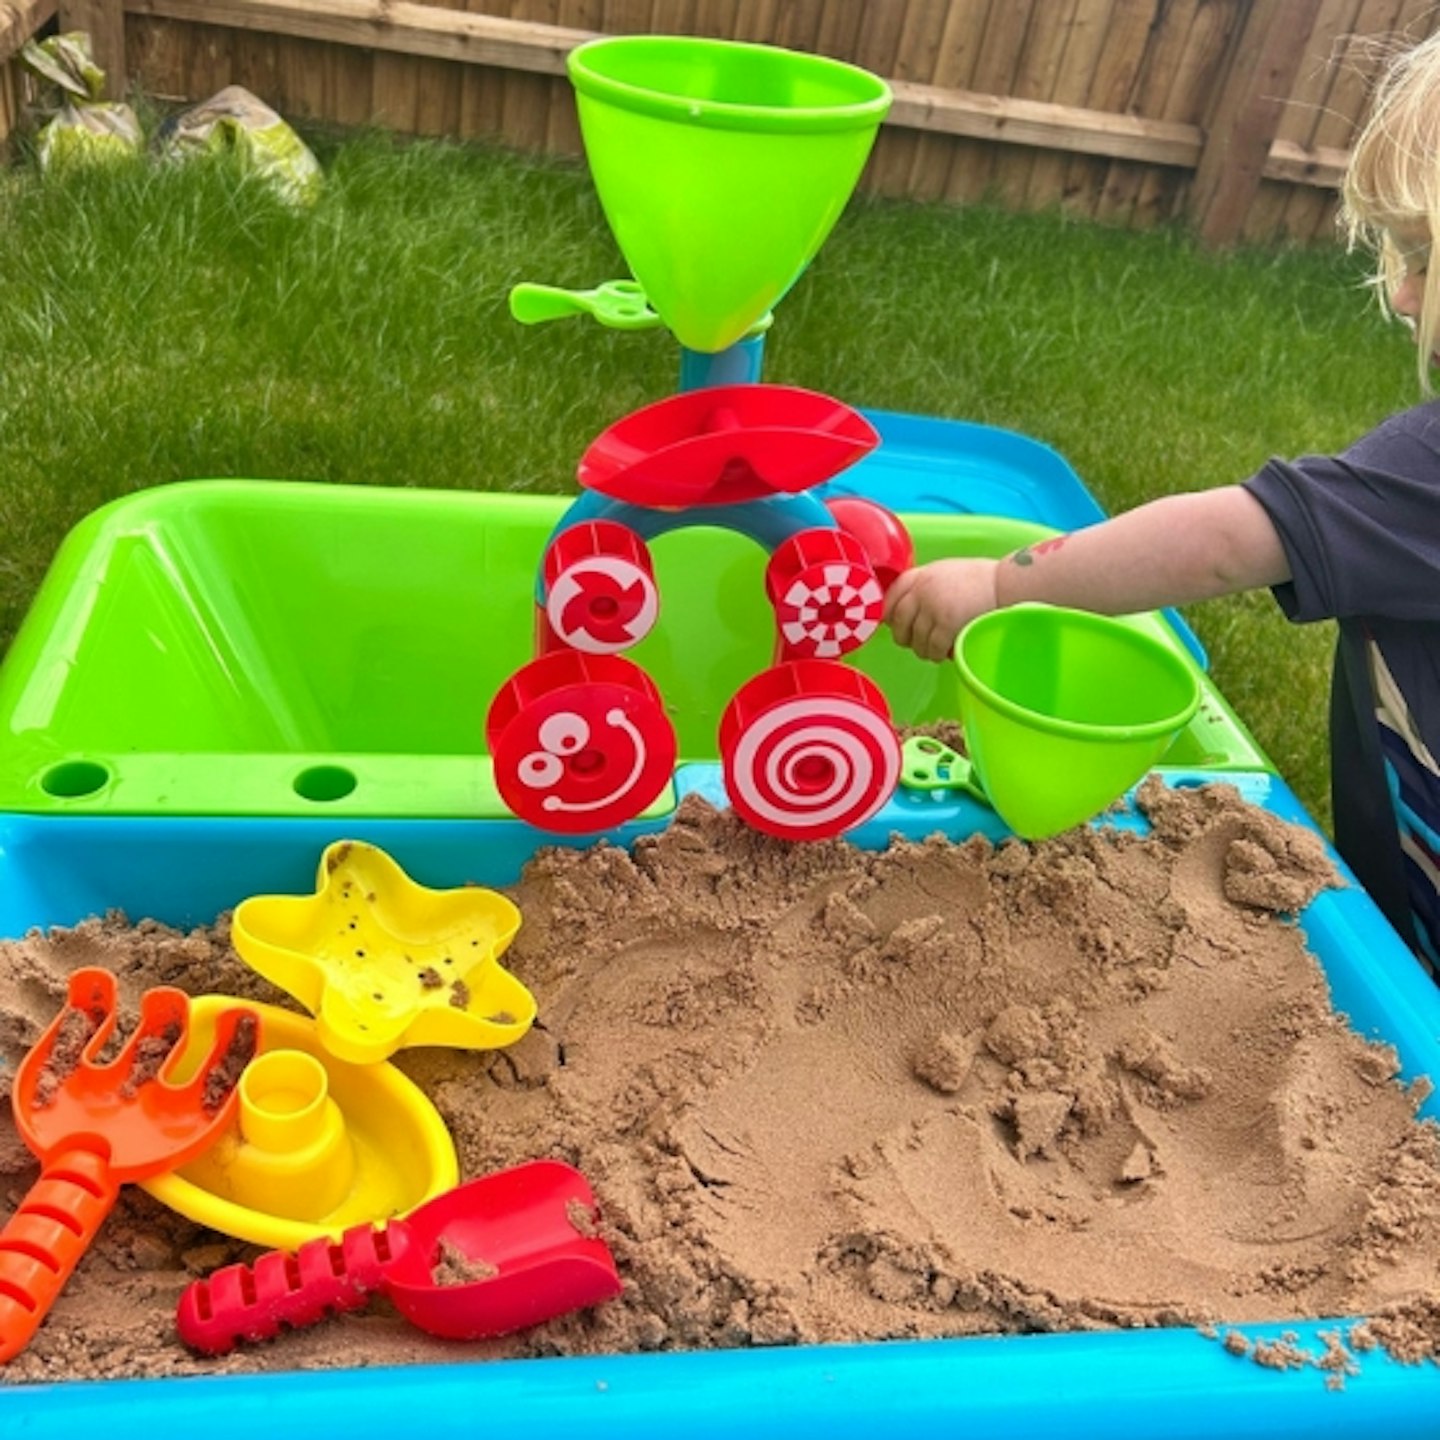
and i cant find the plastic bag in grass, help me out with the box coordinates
[19,32,142,171]
[153,85,322,207]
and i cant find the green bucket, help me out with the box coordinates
[567,35,891,353]
[953,604,1203,839]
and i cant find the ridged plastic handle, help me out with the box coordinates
[0,1148,120,1363]
[175,1219,413,1355]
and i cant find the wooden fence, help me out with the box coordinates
[4,0,1439,246]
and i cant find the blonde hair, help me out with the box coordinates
[1341,29,1440,389]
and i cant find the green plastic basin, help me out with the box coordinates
[0,482,1261,821]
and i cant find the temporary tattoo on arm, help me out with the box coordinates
[1009,536,1069,568]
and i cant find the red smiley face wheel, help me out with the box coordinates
[543,520,659,654]
[486,652,677,834]
[718,660,901,841]
[765,527,885,661]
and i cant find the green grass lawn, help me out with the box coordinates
[0,130,1419,831]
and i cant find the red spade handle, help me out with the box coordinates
[176,1220,413,1355]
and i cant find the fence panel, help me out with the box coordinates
[1132,0,1242,229]
[1056,0,1153,223]
[1095,0,1203,228]
[1256,0,1428,244]
[988,0,1076,209]
[852,1,919,196]
[1244,0,1365,243]
[1021,0,1112,214]
[10,0,1440,244]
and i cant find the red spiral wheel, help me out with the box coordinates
[542,520,659,655]
[719,661,901,841]
[765,527,885,661]
[486,651,677,834]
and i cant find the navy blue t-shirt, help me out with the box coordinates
[1244,399,1440,974]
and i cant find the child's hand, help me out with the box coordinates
[884,558,1001,662]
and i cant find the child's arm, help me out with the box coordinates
[884,485,1291,662]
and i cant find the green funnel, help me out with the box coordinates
[567,36,891,354]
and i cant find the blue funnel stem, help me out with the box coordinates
[678,333,767,391]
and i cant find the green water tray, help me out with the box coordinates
[0,480,1268,820]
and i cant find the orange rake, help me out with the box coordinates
[0,966,259,1363]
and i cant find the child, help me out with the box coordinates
[884,30,1440,975]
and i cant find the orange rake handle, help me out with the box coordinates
[0,1147,119,1363]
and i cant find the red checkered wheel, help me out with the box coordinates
[765,527,884,662]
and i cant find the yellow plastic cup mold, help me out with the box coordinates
[228,1048,357,1221]
[141,996,460,1251]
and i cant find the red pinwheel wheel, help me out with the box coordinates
[542,520,659,654]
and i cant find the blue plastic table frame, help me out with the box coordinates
[0,412,1424,1430]
[6,1319,1437,1440]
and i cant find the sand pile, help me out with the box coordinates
[2,779,1439,1385]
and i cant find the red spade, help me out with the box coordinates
[577,383,879,508]
[176,1160,621,1354]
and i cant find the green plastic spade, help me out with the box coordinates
[508,279,664,332]
[899,735,989,807]
[567,35,891,354]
